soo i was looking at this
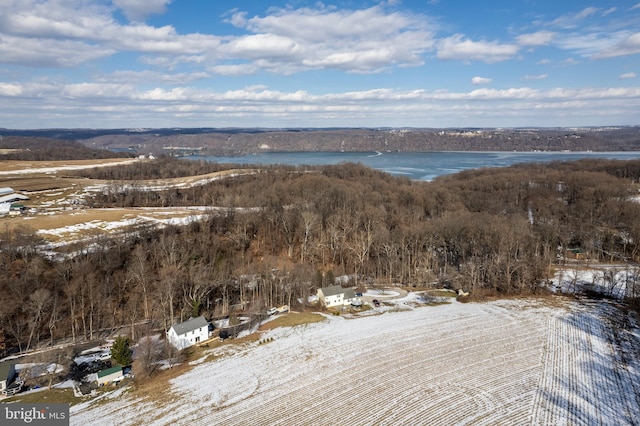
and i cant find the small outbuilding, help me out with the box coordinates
[96,366,123,386]
[0,363,16,393]
[565,248,586,260]
[167,316,209,350]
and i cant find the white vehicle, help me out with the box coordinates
[267,307,278,315]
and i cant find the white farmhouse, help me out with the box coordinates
[317,285,356,308]
[167,316,209,350]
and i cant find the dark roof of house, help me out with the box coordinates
[170,316,208,336]
[0,363,15,381]
[343,288,356,299]
[319,286,356,299]
[97,366,122,378]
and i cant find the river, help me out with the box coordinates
[189,151,640,181]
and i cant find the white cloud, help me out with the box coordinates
[437,35,519,62]
[237,6,425,43]
[517,31,556,47]
[0,1,221,67]
[0,35,115,67]
[207,64,259,76]
[0,83,23,96]
[4,81,638,129]
[524,74,548,80]
[592,32,640,59]
[0,2,639,128]
[225,34,301,60]
[631,3,640,11]
[551,7,599,29]
[95,70,210,85]
[0,2,434,74]
[537,58,551,65]
[538,5,640,60]
[471,76,492,85]
[224,5,435,73]
[113,0,172,22]
[62,83,134,99]
[556,30,640,59]
[6,81,615,109]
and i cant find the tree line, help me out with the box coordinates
[0,137,132,161]
[1,157,640,355]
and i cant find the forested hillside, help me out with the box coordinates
[0,136,133,160]
[1,158,640,355]
[3,127,640,155]
[80,127,640,155]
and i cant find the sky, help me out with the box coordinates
[1,0,639,129]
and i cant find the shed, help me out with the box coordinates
[0,363,17,392]
[96,366,123,385]
[566,248,586,260]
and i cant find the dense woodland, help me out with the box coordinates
[2,154,640,356]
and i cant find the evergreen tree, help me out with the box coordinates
[111,336,132,366]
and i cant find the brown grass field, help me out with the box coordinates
[0,159,254,244]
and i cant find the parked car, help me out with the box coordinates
[267,307,278,315]
[276,305,289,313]
[372,299,380,307]
[355,292,363,297]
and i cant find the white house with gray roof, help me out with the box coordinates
[167,316,209,350]
[317,285,356,308]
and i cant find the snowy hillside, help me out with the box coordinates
[70,297,640,425]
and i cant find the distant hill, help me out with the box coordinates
[0,136,133,160]
[2,127,639,156]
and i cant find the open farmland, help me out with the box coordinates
[0,159,255,246]
[70,296,640,425]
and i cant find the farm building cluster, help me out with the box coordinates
[0,187,28,215]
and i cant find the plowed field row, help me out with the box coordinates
[532,304,640,425]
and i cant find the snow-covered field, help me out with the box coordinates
[70,296,640,425]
